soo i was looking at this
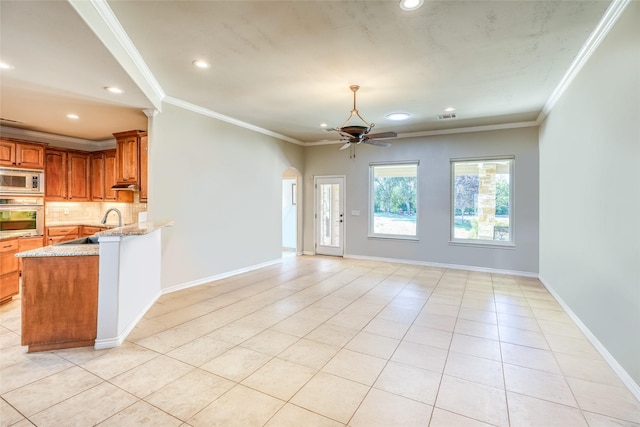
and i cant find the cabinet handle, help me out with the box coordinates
[3,244,12,248]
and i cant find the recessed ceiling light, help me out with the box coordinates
[0,62,15,70]
[320,123,328,128]
[192,59,211,69]
[444,107,456,113]
[385,112,412,121]
[66,114,79,120]
[399,0,424,11]
[105,86,125,94]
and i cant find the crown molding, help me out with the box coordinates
[307,121,539,146]
[68,0,165,111]
[0,126,115,150]
[163,96,305,146]
[537,0,630,124]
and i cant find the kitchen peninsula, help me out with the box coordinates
[17,221,172,352]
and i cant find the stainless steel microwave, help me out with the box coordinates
[0,168,44,194]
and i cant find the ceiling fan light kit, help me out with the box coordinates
[332,85,397,152]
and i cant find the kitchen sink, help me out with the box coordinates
[57,236,100,245]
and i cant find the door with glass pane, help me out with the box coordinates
[315,176,344,256]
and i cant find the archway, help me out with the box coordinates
[282,168,302,256]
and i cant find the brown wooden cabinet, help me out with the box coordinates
[90,152,106,201]
[90,149,127,202]
[113,130,147,196]
[139,134,148,202]
[0,139,45,169]
[18,236,44,275]
[104,149,118,201]
[81,226,106,236]
[0,238,20,304]
[21,255,99,352]
[67,152,90,201]
[46,226,79,246]
[45,149,90,201]
[45,149,68,200]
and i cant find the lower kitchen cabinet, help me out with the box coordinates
[18,236,44,275]
[0,238,19,304]
[21,255,99,352]
[46,226,79,245]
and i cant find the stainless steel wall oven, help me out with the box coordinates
[0,195,44,238]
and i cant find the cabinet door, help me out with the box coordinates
[45,150,67,200]
[0,271,19,304]
[0,140,16,167]
[90,153,105,201]
[0,239,19,275]
[81,226,105,236]
[68,152,90,201]
[16,143,45,169]
[139,135,148,202]
[116,136,139,184]
[18,237,44,275]
[104,150,117,201]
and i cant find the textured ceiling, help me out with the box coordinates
[0,0,612,144]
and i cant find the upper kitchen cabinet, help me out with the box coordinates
[90,152,106,201]
[45,150,67,200]
[45,149,90,201]
[68,152,90,201]
[114,130,145,185]
[0,139,46,169]
[139,134,148,202]
[104,150,118,201]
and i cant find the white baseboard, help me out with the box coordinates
[343,253,539,278]
[94,291,161,350]
[539,275,640,402]
[162,258,282,295]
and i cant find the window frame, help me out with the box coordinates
[368,161,420,241]
[449,156,515,247]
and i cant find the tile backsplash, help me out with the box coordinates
[46,199,147,226]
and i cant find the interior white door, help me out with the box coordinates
[315,176,345,256]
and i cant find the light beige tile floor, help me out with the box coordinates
[1,255,639,426]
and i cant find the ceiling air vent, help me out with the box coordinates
[436,113,457,120]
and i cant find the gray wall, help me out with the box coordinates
[539,2,640,385]
[149,102,305,290]
[304,127,540,274]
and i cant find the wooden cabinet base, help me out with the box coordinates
[21,256,98,352]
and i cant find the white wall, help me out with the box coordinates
[304,127,539,274]
[539,2,640,386]
[282,178,297,249]
[149,102,305,290]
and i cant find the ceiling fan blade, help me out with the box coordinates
[366,131,397,139]
[339,142,352,150]
[364,139,392,147]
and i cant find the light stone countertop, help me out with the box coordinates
[16,244,99,258]
[96,221,174,237]
[16,221,174,258]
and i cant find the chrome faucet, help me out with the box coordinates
[101,208,122,228]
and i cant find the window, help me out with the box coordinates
[370,162,418,238]
[451,158,513,245]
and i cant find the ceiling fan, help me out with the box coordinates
[329,85,397,151]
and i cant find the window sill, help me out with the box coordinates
[368,234,419,242]
[449,240,515,249]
